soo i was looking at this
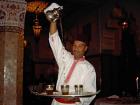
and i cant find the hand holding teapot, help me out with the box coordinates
[44,3,63,22]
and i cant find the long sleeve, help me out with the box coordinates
[49,31,73,71]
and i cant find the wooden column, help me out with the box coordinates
[0,0,26,105]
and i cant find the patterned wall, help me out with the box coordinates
[0,0,26,31]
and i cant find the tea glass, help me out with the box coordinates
[74,84,83,94]
[61,84,69,95]
[46,85,54,95]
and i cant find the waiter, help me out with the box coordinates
[46,3,96,105]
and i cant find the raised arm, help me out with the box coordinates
[48,21,73,68]
[46,3,73,69]
[50,22,57,35]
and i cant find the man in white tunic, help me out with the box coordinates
[46,3,96,103]
[48,21,96,105]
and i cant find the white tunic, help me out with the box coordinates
[49,31,96,105]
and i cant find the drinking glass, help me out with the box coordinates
[61,84,69,95]
[45,85,54,95]
[74,84,83,94]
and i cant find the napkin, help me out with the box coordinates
[44,3,63,13]
[107,95,119,99]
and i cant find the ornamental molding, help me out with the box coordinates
[0,26,23,33]
[0,1,27,29]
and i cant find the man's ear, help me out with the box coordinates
[85,46,88,52]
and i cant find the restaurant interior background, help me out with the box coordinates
[23,0,140,104]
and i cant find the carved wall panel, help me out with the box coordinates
[0,0,26,32]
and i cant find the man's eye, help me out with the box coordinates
[79,45,83,47]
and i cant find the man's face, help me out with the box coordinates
[72,40,88,59]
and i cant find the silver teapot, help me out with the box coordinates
[45,7,62,22]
